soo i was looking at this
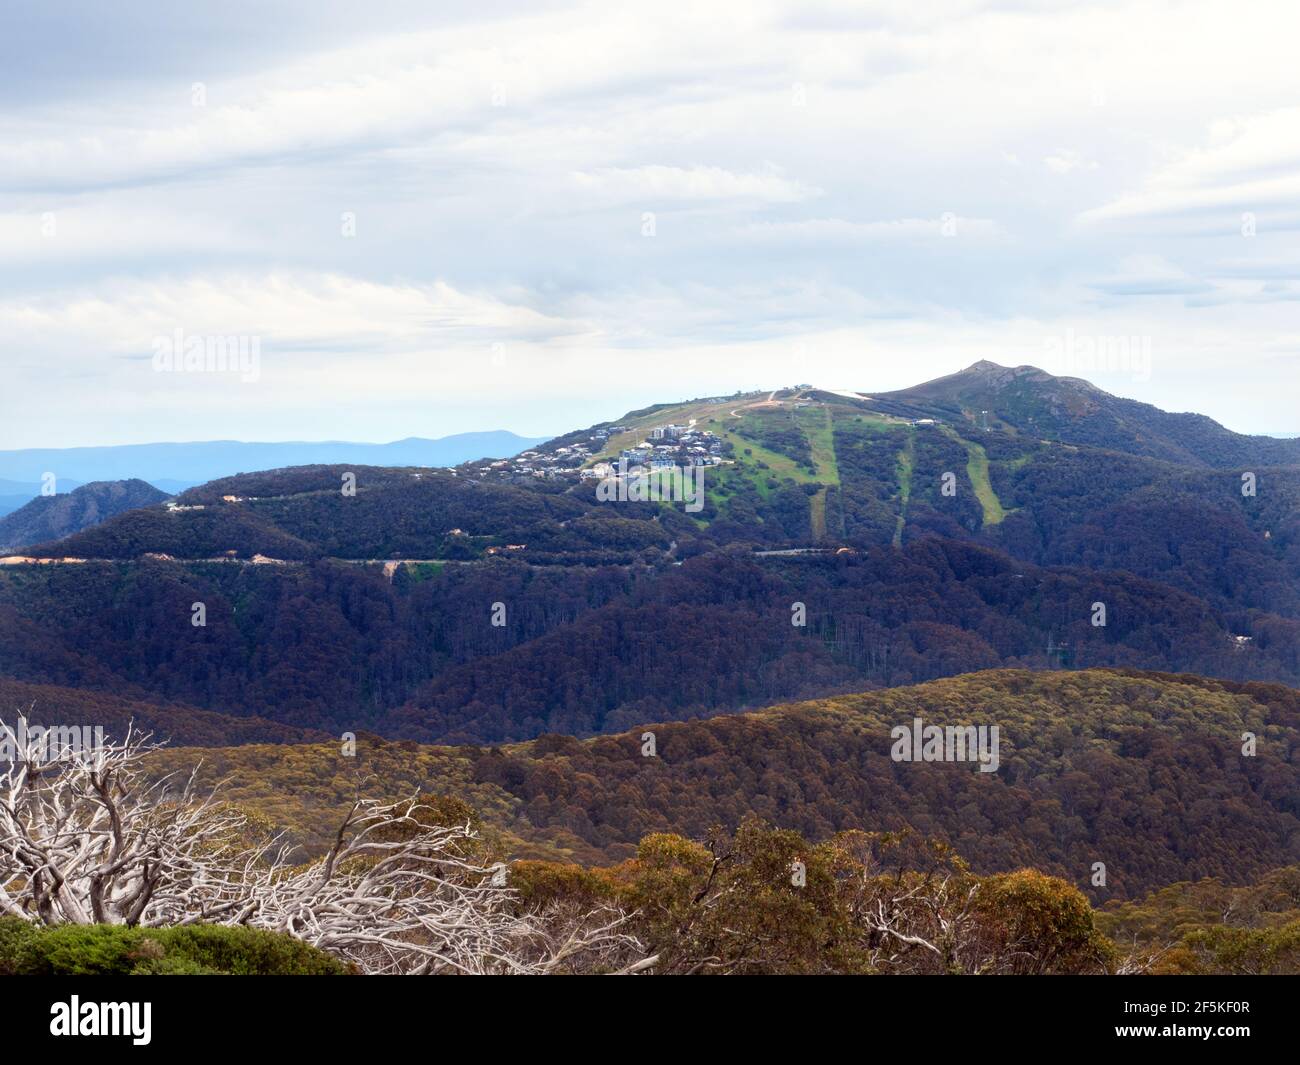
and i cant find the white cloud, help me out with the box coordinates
[0,272,585,366]
[1043,150,1097,175]
[739,216,1000,243]
[4,0,1300,444]
[1087,254,1213,298]
[571,165,818,205]
[1080,107,1300,226]
[0,205,262,262]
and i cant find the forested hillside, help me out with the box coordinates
[0,479,169,552]
[3,544,1297,740]
[0,676,324,746]
[140,668,1300,901]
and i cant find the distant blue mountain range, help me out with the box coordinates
[0,432,546,515]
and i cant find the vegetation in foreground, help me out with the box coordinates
[0,920,349,975]
[3,712,1297,975]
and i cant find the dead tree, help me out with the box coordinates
[0,717,647,974]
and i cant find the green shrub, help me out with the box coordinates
[149,925,351,975]
[0,916,40,975]
[17,924,149,976]
[0,919,351,976]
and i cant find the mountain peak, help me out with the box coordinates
[0,478,170,553]
[959,359,1089,383]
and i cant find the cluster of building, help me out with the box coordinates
[471,435,609,481]
[584,422,725,480]
[464,424,634,482]
[464,418,726,486]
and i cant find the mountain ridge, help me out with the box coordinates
[866,360,1300,468]
[139,666,1300,899]
[0,479,170,553]
[0,430,549,488]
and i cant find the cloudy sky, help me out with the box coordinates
[4,0,1299,448]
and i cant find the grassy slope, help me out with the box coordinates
[809,488,828,539]
[800,406,841,485]
[800,407,839,540]
[941,426,1006,526]
[894,430,915,546]
[719,418,818,486]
